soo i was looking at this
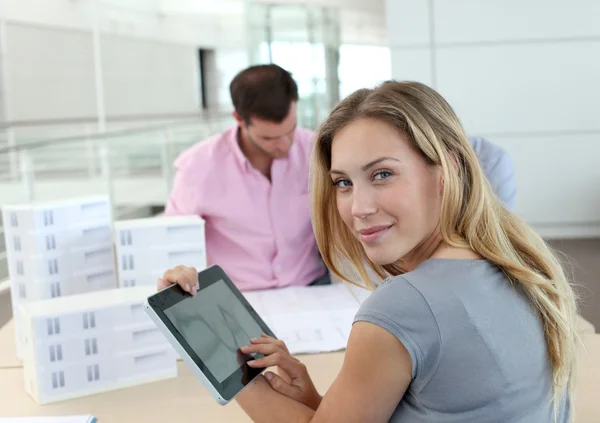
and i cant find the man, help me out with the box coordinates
[469,137,516,210]
[165,64,516,290]
[165,64,328,291]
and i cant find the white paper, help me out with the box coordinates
[0,416,96,423]
[243,284,372,354]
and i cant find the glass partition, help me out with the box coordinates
[245,2,341,130]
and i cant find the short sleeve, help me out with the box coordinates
[353,276,442,392]
[164,168,200,216]
[164,151,209,217]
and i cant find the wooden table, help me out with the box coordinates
[0,320,598,422]
[0,352,344,422]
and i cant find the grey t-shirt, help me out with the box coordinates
[354,258,569,423]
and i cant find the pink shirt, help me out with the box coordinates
[164,125,327,291]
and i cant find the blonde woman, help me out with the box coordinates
[159,81,579,422]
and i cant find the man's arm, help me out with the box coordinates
[489,150,517,210]
[469,137,517,210]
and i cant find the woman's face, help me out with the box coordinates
[330,118,444,266]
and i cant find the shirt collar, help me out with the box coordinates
[227,124,294,173]
[227,125,252,171]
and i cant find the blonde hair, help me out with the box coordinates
[310,81,579,416]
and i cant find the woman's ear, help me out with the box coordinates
[449,152,460,172]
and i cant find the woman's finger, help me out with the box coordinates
[264,371,300,398]
[244,350,306,380]
[246,352,285,368]
[162,266,198,295]
[240,343,281,356]
[157,277,171,291]
[251,336,290,354]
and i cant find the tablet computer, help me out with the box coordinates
[143,265,276,405]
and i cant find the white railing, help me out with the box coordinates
[0,114,232,201]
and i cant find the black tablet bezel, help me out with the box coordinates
[146,264,276,401]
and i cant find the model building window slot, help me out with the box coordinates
[48,259,58,275]
[83,226,109,241]
[44,210,54,226]
[132,327,160,343]
[84,248,111,262]
[46,235,56,251]
[134,351,168,370]
[80,201,107,219]
[14,236,21,252]
[87,364,100,382]
[10,212,18,227]
[166,225,194,233]
[87,270,113,285]
[47,317,60,335]
[51,371,64,388]
[168,251,201,259]
[50,282,61,298]
[119,230,132,246]
[85,338,98,355]
[83,312,96,329]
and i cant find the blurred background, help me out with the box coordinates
[0,0,598,327]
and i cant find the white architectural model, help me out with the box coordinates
[114,215,206,288]
[19,286,177,404]
[2,196,117,358]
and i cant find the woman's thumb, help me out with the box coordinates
[265,371,297,397]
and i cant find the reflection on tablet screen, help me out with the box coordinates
[164,280,265,382]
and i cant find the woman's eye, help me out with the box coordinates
[373,170,392,180]
[333,179,352,188]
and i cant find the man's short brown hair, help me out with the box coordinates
[229,64,299,124]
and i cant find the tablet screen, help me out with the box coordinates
[163,279,264,383]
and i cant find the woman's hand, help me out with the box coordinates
[157,265,198,294]
[241,334,322,411]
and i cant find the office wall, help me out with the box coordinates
[6,23,98,121]
[385,0,600,238]
[101,35,199,116]
[1,0,248,123]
